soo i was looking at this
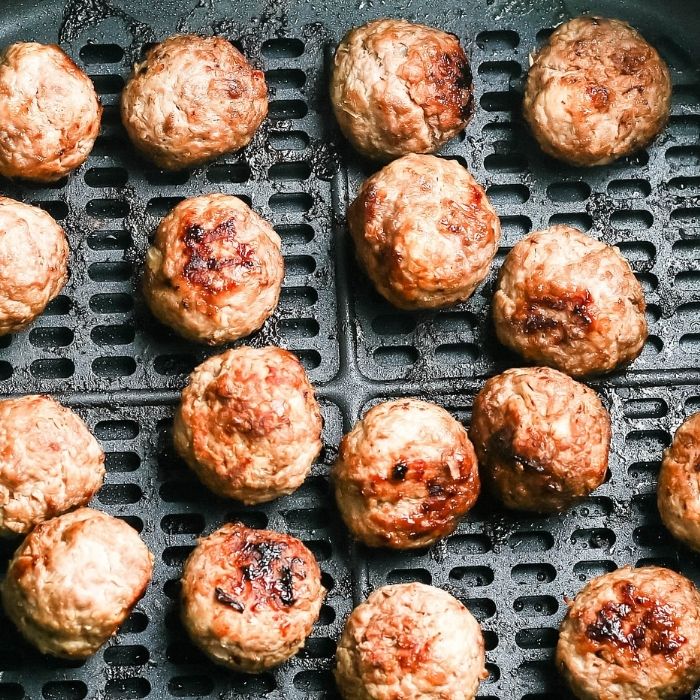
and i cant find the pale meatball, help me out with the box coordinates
[557,566,700,700]
[173,346,323,504]
[348,154,500,310]
[1,508,153,658]
[181,523,325,672]
[335,583,486,700]
[0,42,101,182]
[143,194,283,345]
[331,19,473,160]
[469,367,610,513]
[523,16,671,166]
[0,395,105,537]
[658,413,700,552]
[121,34,267,170]
[333,398,480,549]
[493,226,647,377]
[0,197,69,335]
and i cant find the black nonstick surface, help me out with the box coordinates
[0,0,699,698]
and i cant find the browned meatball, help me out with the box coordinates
[121,35,267,170]
[492,226,647,377]
[557,566,700,699]
[143,194,283,344]
[335,583,486,699]
[173,346,323,505]
[524,16,671,166]
[658,413,700,552]
[469,367,610,513]
[348,154,500,310]
[1,508,153,658]
[330,19,473,160]
[333,398,480,549]
[181,523,325,672]
[0,197,69,335]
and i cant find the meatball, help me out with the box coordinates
[0,42,101,182]
[0,395,105,537]
[121,34,267,170]
[1,508,153,658]
[658,413,700,552]
[493,226,647,377]
[333,398,480,549]
[348,154,500,309]
[523,16,671,166]
[143,194,283,344]
[557,566,700,699]
[181,523,325,672]
[0,197,69,335]
[469,367,610,513]
[330,19,473,160]
[335,583,486,699]
[173,346,322,504]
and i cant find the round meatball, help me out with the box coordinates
[173,346,322,505]
[143,194,283,344]
[557,566,700,699]
[523,16,671,166]
[1,508,153,658]
[469,367,610,513]
[0,395,105,537]
[348,154,500,309]
[0,42,101,182]
[335,583,486,699]
[330,19,473,160]
[181,523,325,672]
[658,413,700,552]
[121,34,267,170]
[493,226,647,377]
[333,399,480,549]
[0,197,69,335]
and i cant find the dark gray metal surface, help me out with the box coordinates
[0,0,698,698]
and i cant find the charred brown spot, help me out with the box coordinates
[587,84,610,111]
[431,45,473,120]
[392,461,408,481]
[215,586,244,612]
[488,427,548,474]
[517,290,594,338]
[240,540,302,607]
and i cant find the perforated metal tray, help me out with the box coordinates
[0,0,698,698]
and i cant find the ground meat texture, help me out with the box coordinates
[121,34,267,170]
[523,16,671,166]
[1,508,153,658]
[330,19,473,160]
[333,398,480,549]
[181,523,325,671]
[335,583,486,699]
[557,566,700,699]
[0,197,69,335]
[173,346,323,505]
[469,367,610,513]
[143,194,283,344]
[492,226,647,377]
[0,42,101,182]
[348,154,500,310]
[658,413,700,552]
[0,395,105,537]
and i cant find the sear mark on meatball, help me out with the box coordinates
[587,84,611,110]
[215,586,245,612]
[488,426,548,474]
[431,47,473,120]
[516,289,594,337]
[391,461,408,481]
[586,582,686,659]
[239,539,304,608]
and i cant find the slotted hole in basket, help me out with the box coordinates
[549,212,592,230]
[293,670,331,692]
[374,346,419,367]
[88,261,132,282]
[146,197,185,217]
[94,420,139,440]
[92,356,136,377]
[571,528,615,550]
[487,183,529,204]
[229,673,276,694]
[513,595,558,616]
[276,223,314,244]
[546,181,591,202]
[32,200,68,219]
[266,68,306,88]
[480,91,520,111]
[79,43,124,63]
[298,637,336,659]
[434,343,478,364]
[262,38,304,58]
[167,676,214,698]
[88,231,132,251]
[478,59,521,83]
[269,100,308,119]
[447,533,491,554]
[511,563,556,585]
[294,349,322,370]
[90,293,134,314]
[42,681,87,700]
[269,192,313,213]
[206,163,251,183]
[104,678,150,699]
[105,451,140,472]
[607,178,651,198]
[269,161,312,181]
[449,566,494,586]
[144,169,189,186]
[84,167,128,188]
[161,514,205,536]
[269,130,310,150]
[91,323,135,346]
[515,628,558,649]
[98,483,142,505]
[45,295,72,315]
[463,598,497,621]
[30,358,73,379]
[29,327,73,348]
[508,531,554,552]
[666,145,700,166]
[154,354,199,376]
[475,29,519,51]
[104,645,148,667]
[484,152,527,173]
[279,318,320,339]
[89,74,124,94]
[120,611,148,635]
[86,199,129,218]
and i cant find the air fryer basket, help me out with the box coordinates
[0,0,698,698]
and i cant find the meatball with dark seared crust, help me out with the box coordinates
[143,194,283,345]
[331,19,473,160]
[333,398,480,549]
[658,413,700,552]
[181,523,325,672]
[557,566,700,700]
[470,367,610,513]
[121,34,267,170]
[493,226,647,377]
[0,42,102,181]
[524,16,671,166]
[348,154,500,310]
